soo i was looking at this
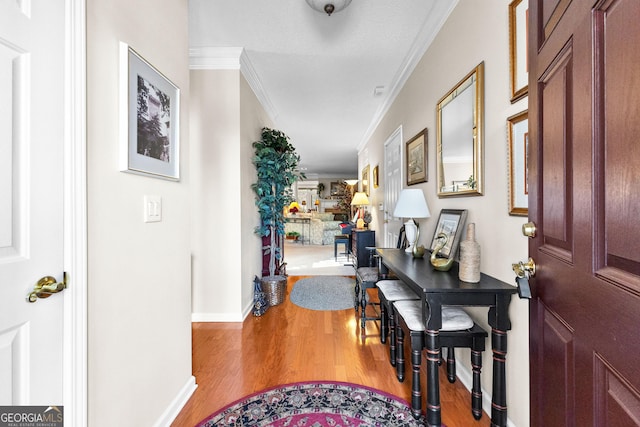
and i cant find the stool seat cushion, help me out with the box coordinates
[356,267,378,282]
[377,280,420,301]
[394,300,474,332]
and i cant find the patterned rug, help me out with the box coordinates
[289,276,355,311]
[195,381,427,426]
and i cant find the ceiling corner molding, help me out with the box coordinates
[239,51,278,123]
[357,0,459,152]
[189,46,244,70]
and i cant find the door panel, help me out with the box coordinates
[384,127,403,247]
[0,0,65,405]
[530,0,640,425]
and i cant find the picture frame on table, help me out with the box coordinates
[120,42,180,180]
[406,128,428,186]
[509,0,529,103]
[507,110,529,216]
[429,209,468,259]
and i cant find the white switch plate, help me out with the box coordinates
[144,195,162,223]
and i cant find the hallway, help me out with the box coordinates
[172,275,491,427]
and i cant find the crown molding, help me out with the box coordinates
[189,46,278,123]
[189,46,243,69]
[357,0,458,151]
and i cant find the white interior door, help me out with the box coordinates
[0,0,65,405]
[383,126,403,247]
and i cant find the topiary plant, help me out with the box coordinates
[252,127,304,278]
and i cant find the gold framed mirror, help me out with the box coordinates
[436,62,484,197]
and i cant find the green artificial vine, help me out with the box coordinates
[251,127,304,277]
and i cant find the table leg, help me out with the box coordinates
[491,328,508,427]
[425,329,441,426]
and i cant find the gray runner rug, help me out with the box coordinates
[289,276,355,311]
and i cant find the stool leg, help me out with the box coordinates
[446,347,456,383]
[389,308,397,367]
[471,349,483,420]
[334,241,338,259]
[360,286,367,329]
[380,301,387,343]
[410,331,423,419]
[396,323,405,382]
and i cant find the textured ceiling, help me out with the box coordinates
[189,0,456,178]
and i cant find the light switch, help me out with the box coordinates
[144,195,162,223]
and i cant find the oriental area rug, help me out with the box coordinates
[289,276,355,311]
[195,381,429,427]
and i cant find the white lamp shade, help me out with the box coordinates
[350,192,370,206]
[393,189,430,219]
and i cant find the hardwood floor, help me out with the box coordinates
[172,276,491,427]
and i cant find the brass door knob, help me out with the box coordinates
[522,222,537,238]
[512,258,536,278]
[27,273,67,303]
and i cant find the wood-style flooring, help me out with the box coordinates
[171,276,491,427]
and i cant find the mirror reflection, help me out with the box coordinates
[436,62,484,197]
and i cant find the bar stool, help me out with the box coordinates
[394,300,488,420]
[376,280,419,366]
[334,234,349,260]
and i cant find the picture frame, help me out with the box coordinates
[361,164,370,196]
[120,42,180,180]
[406,128,428,186]
[429,209,468,259]
[330,181,342,197]
[507,110,529,216]
[509,0,529,103]
[372,165,379,188]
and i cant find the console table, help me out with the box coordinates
[284,216,311,245]
[376,248,517,427]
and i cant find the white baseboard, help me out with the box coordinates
[191,301,254,323]
[454,362,516,427]
[153,376,197,427]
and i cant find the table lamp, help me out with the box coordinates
[393,189,430,254]
[350,191,370,229]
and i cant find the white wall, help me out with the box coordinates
[190,63,271,321]
[86,0,193,425]
[360,2,530,426]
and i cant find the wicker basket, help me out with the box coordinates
[261,275,287,306]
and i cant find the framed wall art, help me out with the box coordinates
[361,165,370,196]
[509,0,529,103]
[406,128,427,186]
[372,165,379,188]
[507,110,529,216]
[120,42,180,180]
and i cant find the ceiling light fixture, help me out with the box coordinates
[305,0,352,16]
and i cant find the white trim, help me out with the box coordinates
[357,0,458,152]
[189,46,243,70]
[63,0,87,426]
[152,376,197,427]
[192,301,253,323]
[188,46,278,124]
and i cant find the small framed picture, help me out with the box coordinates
[406,128,428,186]
[372,165,379,188]
[120,42,180,180]
[430,209,468,259]
[509,0,529,103]
[507,110,529,216]
[361,164,370,196]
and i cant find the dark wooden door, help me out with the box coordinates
[528,0,640,425]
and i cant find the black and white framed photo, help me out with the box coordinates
[120,42,180,180]
[429,209,468,259]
